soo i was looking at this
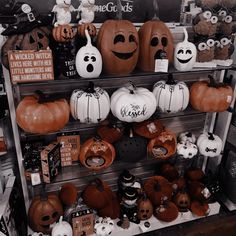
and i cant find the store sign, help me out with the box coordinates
[8,50,54,84]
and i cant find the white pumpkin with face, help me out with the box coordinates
[111,83,156,122]
[174,28,197,71]
[51,216,72,236]
[76,29,102,78]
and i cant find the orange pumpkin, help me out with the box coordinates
[78,23,97,37]
[16,92,70,134]
[190,75,233,112]
[52,24,76,42]
[138,20,174,72]
[159,163,179,182]
[59,183,78,206]
[190,201,209,216]
[186,168,205,181]
[188,181,207,202]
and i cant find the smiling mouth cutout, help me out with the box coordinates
[112,49,136,60]
[177,57,193,64]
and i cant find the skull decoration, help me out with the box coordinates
[94,217,114,236]
[75,29,102,78]
[137,195,153,220]
[174,191,191,212]
[51,216,73,236]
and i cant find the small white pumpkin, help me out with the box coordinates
[178,132,197,143]
[174,28,197,71]
[197,132,222,157]
[51,216,73,236]
[177,141,198,159]
[111,83,156,122]
[70,82,110,123]
[153,74,189,113]
[75,29,102,78]
[94,217,114,236]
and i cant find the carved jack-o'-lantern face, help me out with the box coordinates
[138,20,174,72]
[97,20,139,75]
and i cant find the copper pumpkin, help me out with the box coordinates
[97,20,139,75]
[78,23,97,38]
[52,24,76,42]
[138,20,174,72]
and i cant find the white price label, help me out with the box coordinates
[155,59,169,72]
[31,173,41,186]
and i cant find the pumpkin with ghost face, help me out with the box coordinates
[75,29,102,78]
[174,28,197,71]
[51,216,72,236]
[138,20,174,72]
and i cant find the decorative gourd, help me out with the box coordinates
[190,75,233,112]
[174,191,191,212]
[75,29,102,78]
[159,163,179,182]
[111,83,156,123]
[153,74,190,113]
[94,217,115,236]
[79,137,115,171]
[186,168,205,181]
[133,119,164,139]
[178,132,197,143]
[114,128,148,162]
[177,141,198,159]
[1,27,50,68]
[77,23,97,37]
[52,24,76,42]
[16,91,70,134]
[97,0,139,75]
[51,216,72,236]
[70,82,110,123]
[137,195,153,220]
[28,189,63,234]
[197,132,222,157]
[148,130,177,160]
[59,183,78,206]
[190,201,209,216]
[144,176,173,206]
[174,28,197,71]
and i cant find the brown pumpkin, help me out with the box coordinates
[28,191,63,234]
[188,181,207,202]
[144,176,173,206]
[133,119,164,139]
[190,75,233,112]
[190,201,209,216]
[172,177,186,191]
[16,92,70,134]
[138,20,174,72]
[159,163,179,182]
[174,191,191,212]
[1,27,50,68]
[59,183,78,206]
[78,23,97,37]
[79,137,115,171]
[52,24,76,42]
[186,168,205,181]
[137,195,154,220]
[154,200,179,222]
[148,130,177,160]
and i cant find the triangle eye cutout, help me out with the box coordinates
[37,32,44,39]
[29,35,35,44]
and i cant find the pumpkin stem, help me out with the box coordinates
[116,0,123,20]
[86,82,95,93]
[208,132,215,141]
[208,75,216,87]
[94,135,102,142]
[40,183,48,201]
[183,27,189,42]
[93,178,105,192]
[152,0,160,20]
[166,74,176,85]
[126,82,136,94]
[85,29,92,46]
[35,90,63,103]
[186,132,192,138]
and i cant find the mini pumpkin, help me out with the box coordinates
[190,75,233,112]
[51,216,72,236]
[197,132,222,157]
[188,181,209,202]
[174,191,191,212]
[172,177,186,191]
[94,217,115,236]
[178,132,197,143]
[190,201,210,216]
[159,163,179,182]
[148,130,177,160]
[52,24,76,42]
[137,195,154,220]
[153,74,190,113]
[177,141,198,159]
[16,91,70,134]
[79,137,115,171]
[78,23,97,37]
[59,183,78,206]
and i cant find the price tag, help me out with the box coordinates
[31,172,41,186]
[155,59,169,72]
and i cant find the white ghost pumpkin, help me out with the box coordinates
[51,216,73,236]
[75,29,102,78]
[174,28,197,71]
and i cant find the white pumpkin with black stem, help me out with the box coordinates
[174,28,197,71]
[75,29,102,78]
[153,74,190,113]
[197,132,222,157]
[51,216,72,236]
[178,132,196,143]
[177,141,198,159]
[111,83,156,122]
[70,82,110,123]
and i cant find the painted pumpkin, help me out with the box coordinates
[52,24,76,42]
[177,141,198,159]
[51,216,72,236]
[77,23,97,37]
[1,27,50,68]
[190,201,209,216]
[153,74,189,113]
[137,195,153,220]
[138,20,174,72]
[174,191,191,212]
[133,119,164,139]
[70,82,110,124]
[178,132,197,143]
[16,92,70,134]
[174,28,197,71]
[75,29,102,78]
[144,176,173,206]
[148,130,177,160]
[94,217,115,236]
[28,191,63,234]
[111,83,156,123]
[190,75,233,112]
[197,132,222,157]
[79,137,115,171]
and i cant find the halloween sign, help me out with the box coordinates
[8,50,54,83]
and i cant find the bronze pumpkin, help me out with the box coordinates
[52,24,76,42]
